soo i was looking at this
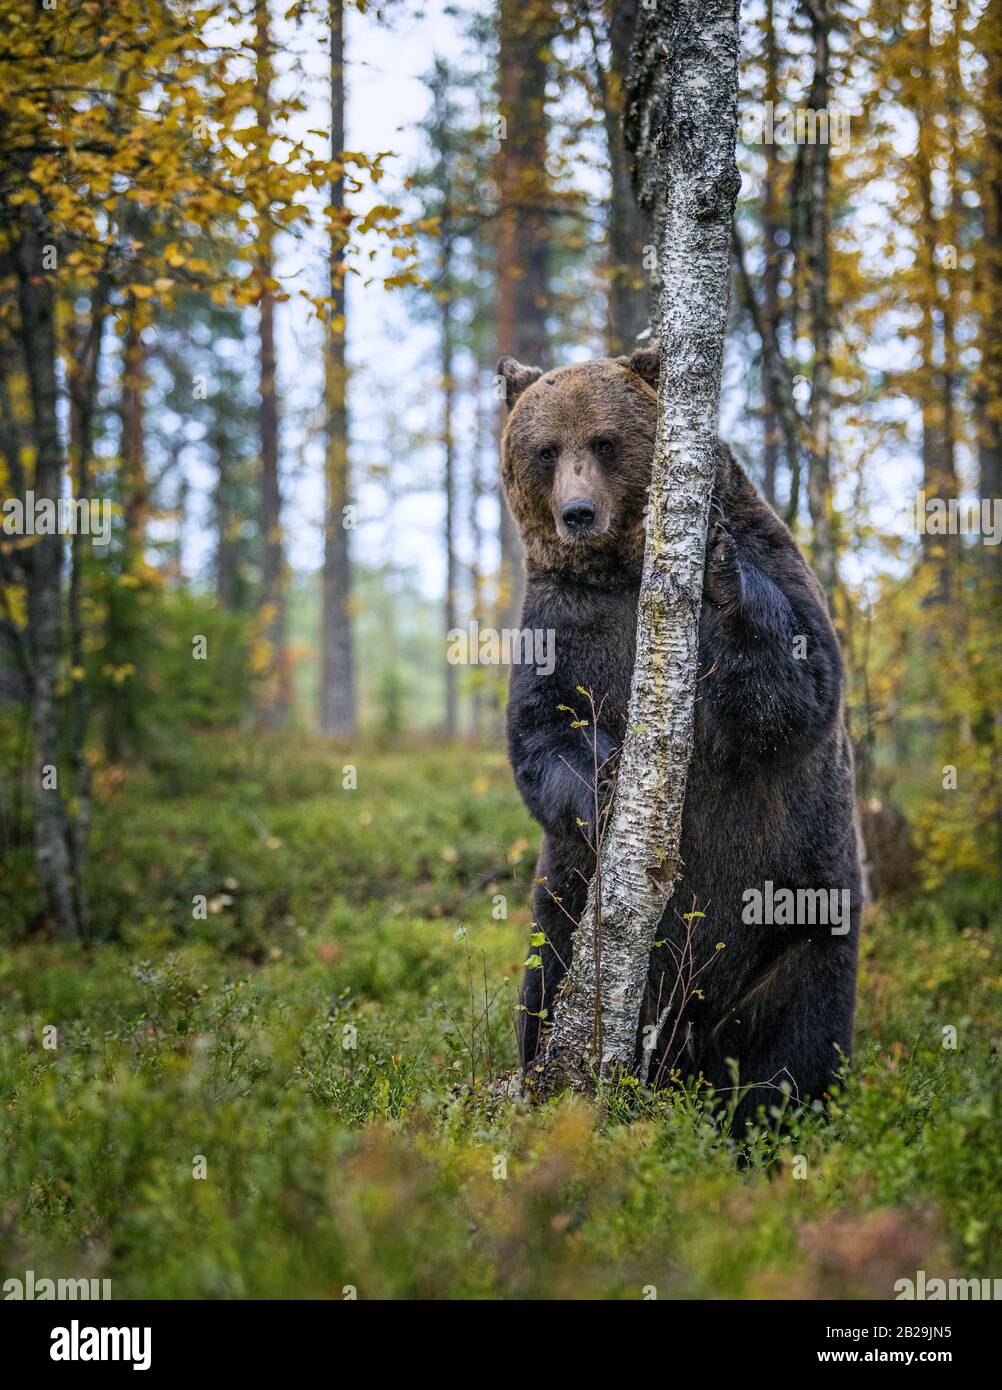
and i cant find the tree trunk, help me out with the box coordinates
[913,0,955,608]
[938,6,962,609]
[542,0,741,1091]
[442,224,458,739]
[212,426,239,611]
[255,0,289,729]
[469,367,486,740]
[804,0,836,612]
[495,0,552,632]
[66,273,108,942]
[980,0,1002,528]
[593,0,650,354]
[321,0,356,736]
[733,222,802,511]
[760,0,782,508]
[105,291,146,764]
[17,217,80,941]
[120,296,148,543]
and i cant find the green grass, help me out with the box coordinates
[1,734,999,1298]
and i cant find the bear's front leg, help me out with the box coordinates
[507,669,619,840]
[699,523,843,764]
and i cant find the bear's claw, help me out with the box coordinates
[705,521,742,609]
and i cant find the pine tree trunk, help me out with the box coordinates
[913,0,955,609]
[597,0,650,354]
[66,275,108,941]
[105,291,146,764]
[255,0,289,729]
[321,0,356,736]
[495,0,551,632]
[804,0,836,612]
[469,367,486,740]
[980,0,1002,518]
[761,0,782,508]
[442,231,458,739]
[542,0,741,1092]
[212,426,239,611]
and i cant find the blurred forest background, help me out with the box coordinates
[0,0,1000,1301]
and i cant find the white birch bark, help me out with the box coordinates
[542,0,742,1091]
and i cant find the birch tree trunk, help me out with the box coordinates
[542,0,741,1092]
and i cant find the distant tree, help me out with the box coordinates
[495,0,557,631]
[321,0,356,737]
[254,0,290,729]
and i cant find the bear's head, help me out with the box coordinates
[498,346,660,586]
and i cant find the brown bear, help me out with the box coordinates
[499,345,860,1130]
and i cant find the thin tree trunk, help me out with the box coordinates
[804,0,836,611]
[321,0,356,736]
[469,367,486,740]
[495,0,551,632]
[66,272,108,941]
[913,0,954,607]
[212,426,239,610]
[980,0,1002,529]
[733,222,801,507]
[17,217,80,941]
[760,0,782,507]
[588,0,649,354]
[105,290,146,764]
[937,7,961,608]
[120,297,148,543]
[255,0,289,728]
[442,229,458,739]
[0,345,31,705]
[978,0,1002,886]
[543,0,741,1091]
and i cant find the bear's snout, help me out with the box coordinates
[560,497,597,533]
[551,453,611,541]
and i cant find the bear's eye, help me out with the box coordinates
[537,445,557,466]
[594,438,616,461]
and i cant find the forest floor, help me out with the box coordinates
[0,733,999,1298]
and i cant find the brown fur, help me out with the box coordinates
[501,359,656,588]
[499,347,860,1129]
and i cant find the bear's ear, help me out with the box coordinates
[625,341,661,389]
[496,356,543,408]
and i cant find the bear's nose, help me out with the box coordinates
[561,498,596,531]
